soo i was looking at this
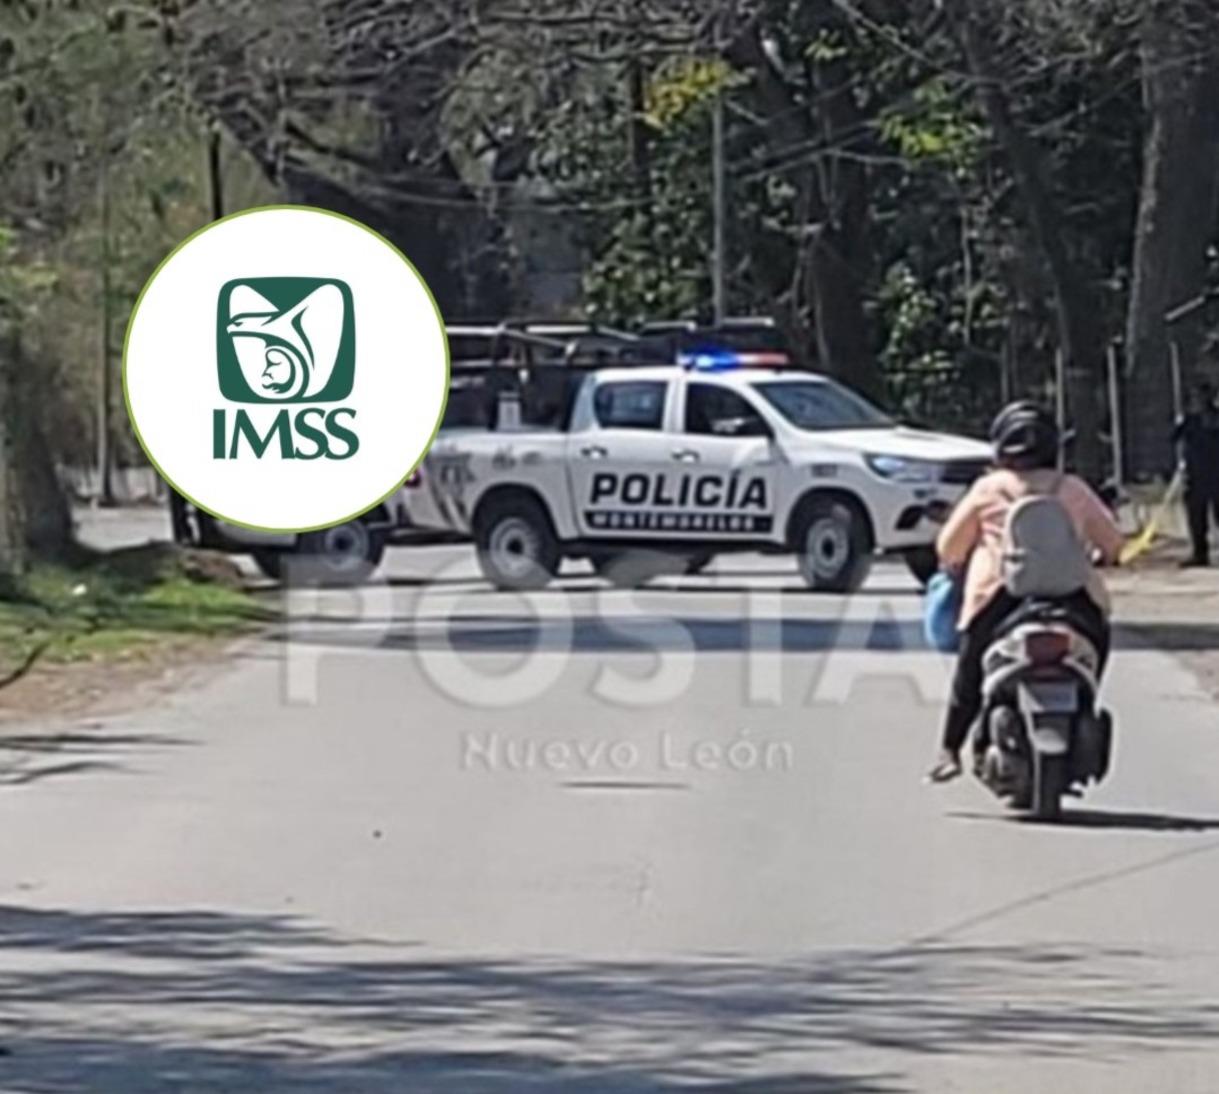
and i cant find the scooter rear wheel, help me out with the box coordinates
[1032,751,1068,821]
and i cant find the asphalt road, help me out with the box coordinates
[2,511,1218,1092]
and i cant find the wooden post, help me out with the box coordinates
[96,144,115,507]
[208,124,225,222]
[1169,339,1184,421]
[1107,340,1124,491]
[1054,347,1067,470]
[711,91,726,324]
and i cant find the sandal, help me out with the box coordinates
[926,755,963,784]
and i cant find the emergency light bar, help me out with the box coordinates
[677,349,791,371]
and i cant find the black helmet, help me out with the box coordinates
[990,402,1059,470]
[988,400,1040,442]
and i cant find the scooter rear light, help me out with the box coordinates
[1025,631,1071,665]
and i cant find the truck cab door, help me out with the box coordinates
[669,380,780,541]
[566,377,678,538]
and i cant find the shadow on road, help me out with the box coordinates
[274,611,1219,659]
[1119,622,1219,653]
[951,807,1219,833]
[1035,808,1219,832]
[1,904,1217,1091]
[0,732,190,788]
[377,575,921,598]
[272,614,926,655]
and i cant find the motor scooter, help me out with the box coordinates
[973,600,1113,820]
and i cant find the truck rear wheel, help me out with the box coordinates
[251,549,284,582]
[287,521,386,587]
[794,496,871,593]
[475,496,560,590]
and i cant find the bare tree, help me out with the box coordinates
[939,0,1107,478]
[1124,0,1219,477]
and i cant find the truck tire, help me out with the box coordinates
[251,549,284,582]
[794,496,871,593]
[475,495,560,590]
[284,521,386,587]
[904,546,939,588]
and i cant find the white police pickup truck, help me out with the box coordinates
[420,363,993,592]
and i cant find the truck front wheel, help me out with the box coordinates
[475,496,560,591]
[794,496,871,593]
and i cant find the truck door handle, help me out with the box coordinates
[671,448,700,462]
[580,444,608,459]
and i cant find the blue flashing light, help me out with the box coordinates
[678,347,742,371]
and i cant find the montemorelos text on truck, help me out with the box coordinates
[420,362,994,591]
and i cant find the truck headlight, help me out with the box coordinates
[865,454,938,484]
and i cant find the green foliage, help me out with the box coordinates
[643,58,739,131]
[581,90,718,324]
[0,0,275,468]
[804,29,850,63]
[0,550,269,675]
[879,79,985,174]
[877,262,952,371]
[0,225,57,320]
[0,0,1204,473]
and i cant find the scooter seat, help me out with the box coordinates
[993,596,1105,651]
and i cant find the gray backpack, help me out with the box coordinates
[1000,476,1091,598]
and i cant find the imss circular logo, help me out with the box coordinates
[123,206,449,532]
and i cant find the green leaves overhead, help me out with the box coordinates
[879,79,985,172]
[643,57,741,131]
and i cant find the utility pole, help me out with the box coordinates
[1054,348,1067,471]
[1106,340,1124,491]
[208,124,225,222]
[96,142,116,507]
[711,91,726,325]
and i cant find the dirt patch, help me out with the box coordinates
[0,635,241,729]
[1,544,272,726]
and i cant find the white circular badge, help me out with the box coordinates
[124,205,449,532]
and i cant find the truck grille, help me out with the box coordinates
[940,459,990,485]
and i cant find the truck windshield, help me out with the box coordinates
[752,379,893,431]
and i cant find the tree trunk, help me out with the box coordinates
[6,331,72,560]
[1124,1,1219,478]
[947,0,1106,479]
[808,34,880,398]
[0,344,22,583]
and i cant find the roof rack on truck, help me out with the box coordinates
[442,321,668,432]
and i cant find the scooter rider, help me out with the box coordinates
[926,403,1125,783]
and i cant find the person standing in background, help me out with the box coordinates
[1174,379,1219,567]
